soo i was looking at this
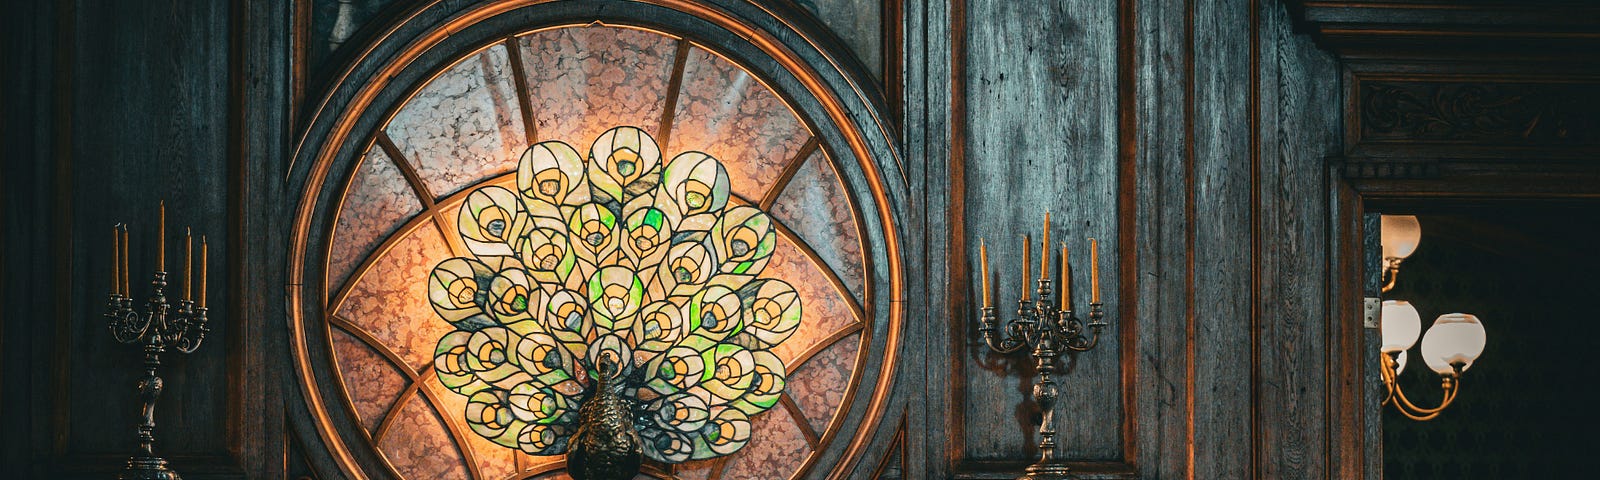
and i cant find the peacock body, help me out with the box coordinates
[427,126,802,472]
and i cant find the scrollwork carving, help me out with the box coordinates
[1360,81,1600,145]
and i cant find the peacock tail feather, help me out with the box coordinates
[427,126,802,463]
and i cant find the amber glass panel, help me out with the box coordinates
[378,395,471,479]
[788,331,862,435]
[329,147,424,292]
[764,235,860,366]
[717,406,813,479]
[330,327,409,435]
[770,149,866,306]
[337,223,457,372]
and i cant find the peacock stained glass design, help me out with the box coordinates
[323,25,868,480]
[427,126,800,462]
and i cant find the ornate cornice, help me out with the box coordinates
[1359,80,1600,146]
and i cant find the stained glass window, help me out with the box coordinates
[321,25,869,480]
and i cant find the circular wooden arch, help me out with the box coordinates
[284,1,907,479]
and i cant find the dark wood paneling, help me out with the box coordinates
[1190,0,1257,477]
[1,0,288,478]
[1253,2,1341,477]
[959,0,1123,464]
[61,0,234,469]
[1127,0,1192,476]
[928,0,1348,478]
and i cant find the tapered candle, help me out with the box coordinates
[121,226,130,295]
[1040,212,1051,280]
[158,201,166,272]
[979,238,990,308]
[1060,242,1070,311]
[199,236,207,308]
[184,227,193,301]
[1090,237,1101,303]
[1021,235,1031,301]
[112,224,121,295]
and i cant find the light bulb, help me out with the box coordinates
[1381,215,1422,261]
[1420,313,1486,374]
[1381,300,1422,353]
[1395,350,1408,375]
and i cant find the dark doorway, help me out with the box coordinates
[1380,204,1600,478]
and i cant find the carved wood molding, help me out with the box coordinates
[1337,158,1439,180]
[1284,0,1600,57]
[1358,80,1600,146]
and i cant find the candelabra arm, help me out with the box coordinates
[1380,353,1461,421]
[980,305,1031,354]
[1381,260,1401,294]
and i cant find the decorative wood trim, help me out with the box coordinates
[1114,0,1139,469]
[881,0,904,130]
[1181,0,1198,476]
[1286,1,1600,56]
[945,0,969,472]
[952,460,1137,480]
[1356,79,1600,147]
[1337,159,1439,180]
[1246,0,1262,477]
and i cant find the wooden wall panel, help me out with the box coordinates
[1126,0,1190,476]
[1,0,288,478]
[1253,1,1341,478]
[925,0,1345,478]
[959,0,1123,464]
[1190,0,1257,477]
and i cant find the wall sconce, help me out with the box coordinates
[1378,215,1486,421]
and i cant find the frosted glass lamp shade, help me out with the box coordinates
[1381,215,1422,260]
[1381,300,1422,353]
[1420,313,1487,374]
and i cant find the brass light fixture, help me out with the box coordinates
[1378,215,1487,421]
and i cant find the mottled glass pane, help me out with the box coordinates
[424,380,518,479]
[330,327,409,435]
[765,235,859,366]
[338,223,456,371]
[769,149,866,306]
[378,395,470,479]
[329,146,424,293]
[787,331,861,437]
[718,407,813,479]
[387,43,529,199]
[669,47,811,202]
[518,26,678,149]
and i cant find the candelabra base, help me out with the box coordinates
[119,456,182,480]
[1018,460,1076,480]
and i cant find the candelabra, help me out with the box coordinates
[976,212,1108,480]
[104,202,211,480]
